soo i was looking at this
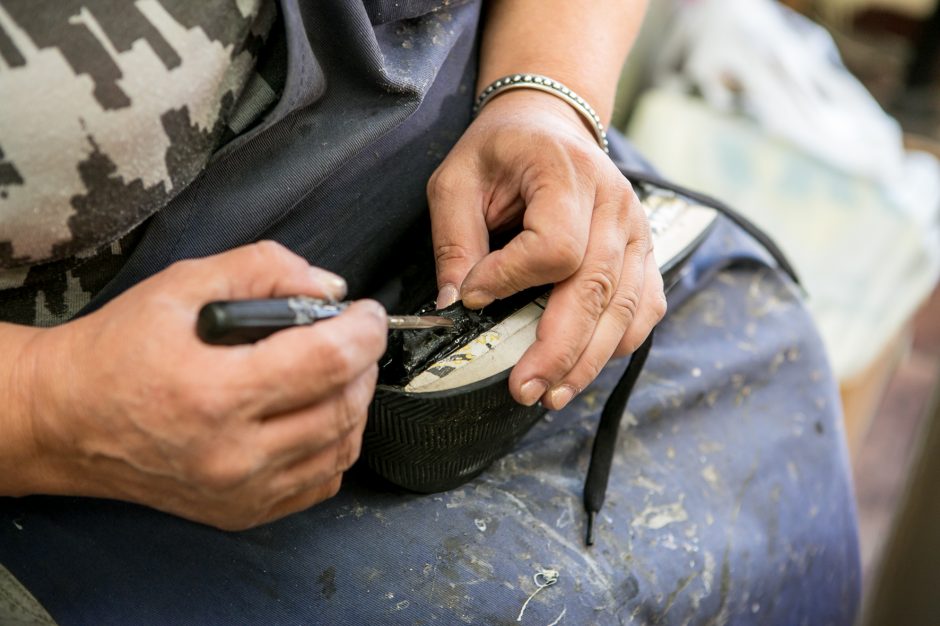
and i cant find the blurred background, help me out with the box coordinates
[611,0,939,619]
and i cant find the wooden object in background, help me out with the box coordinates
[840,326,912,458]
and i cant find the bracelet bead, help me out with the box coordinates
[473,74,610,154]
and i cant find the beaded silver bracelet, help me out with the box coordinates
[472,74,609,154]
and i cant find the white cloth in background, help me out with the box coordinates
[651,0,940,243]
[628,89,939,380]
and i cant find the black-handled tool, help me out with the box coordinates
[197,297,454,346]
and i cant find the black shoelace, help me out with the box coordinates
[582,169,801,546]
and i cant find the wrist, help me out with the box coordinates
[0,324,51,494]
[0,323,88,496]
[476,60,614,124]
[473,88,601,149]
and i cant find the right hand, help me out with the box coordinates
[15,241,387,530]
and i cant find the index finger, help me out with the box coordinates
[459,181,590,309]
[230,299,389,417]
[427,169,490,308]
[167,240,348,303]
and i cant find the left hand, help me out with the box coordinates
[428,90,666,410]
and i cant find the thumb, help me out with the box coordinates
[427,170,489,309]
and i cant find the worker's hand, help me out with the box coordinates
[429,90,666,410]
[19,242,387,530]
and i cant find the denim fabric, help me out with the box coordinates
[0,0,860,622]
[0,217,860,625]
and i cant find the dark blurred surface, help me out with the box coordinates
[836,2,940,144]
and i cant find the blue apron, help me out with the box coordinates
[0,1,861,623]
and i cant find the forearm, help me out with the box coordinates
[0,323,57,496]
[0,246,388,529]
[478,0,648,125]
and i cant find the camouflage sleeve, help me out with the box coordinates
[0,0,280,326]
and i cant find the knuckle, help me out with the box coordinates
[617,174,636,196]
[322,379,369,445]
[347,433,364,467]
[540,231,583,278]
[654,291,668,321]
[647,264,668,322]
[192,451,253,492]
[632,211,652,244]
[488,256,526,296]
[610,284,642,325]
[333,389,364,439]
[334,433,362,474]
[427,167,460,200]
[434,243,474,267]
[556,235,584,274]
[614,174,637,198]
[325,475,343,499]
[319,335,354,382]
[251,239,290,259]
[614,187,648,236]
[253,239,289,258]
[616,192,635,229]
[251,240,300,269]
[577,269,617,317]
[163,258,200,282]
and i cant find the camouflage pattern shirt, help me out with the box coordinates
[0,0,284,326]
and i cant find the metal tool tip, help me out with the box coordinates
[387,315,455,330]
[424,316,454,327]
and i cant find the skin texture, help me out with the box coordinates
[430,0,663,410]
[0,242,387,530]
[0,1,659,528]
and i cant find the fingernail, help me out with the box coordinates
[549,385,577,410]
[462,288,493,310]
[311,268,347,300]
[436,284,459,309]
[519,379,548,406]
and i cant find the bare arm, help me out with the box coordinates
[430,1,664,410]
[0,244,387,530]
[0,324,50,496]
[478,0,647,124]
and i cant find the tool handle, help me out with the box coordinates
[197,297,347,345]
